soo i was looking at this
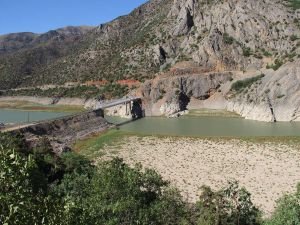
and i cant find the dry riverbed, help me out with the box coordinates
[78,134,300,216]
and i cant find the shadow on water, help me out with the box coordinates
[104,114,142,127]
[114,118,142,127]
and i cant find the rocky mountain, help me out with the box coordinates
[0,26,93,54]
[0,0,300,121]
[0,26,94,88]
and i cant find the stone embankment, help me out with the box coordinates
[10,109,110,154]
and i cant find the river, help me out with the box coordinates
[105,116,300,137]
[0,109,69,124]
[1,108,300,136]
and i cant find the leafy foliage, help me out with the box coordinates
[0,135,64,225]
[0,134,188,225]
[285,0,300,9]
[56,158,189,225]
[223,33,235,45]
[1,133,299,224]
[243,47,252,57]
[266,59,283,71]
[265,184,300,225]
[231,74,265,92]
[196,181,261,225]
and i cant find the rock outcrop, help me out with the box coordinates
[137,66,232,116]
[227,60,300,122]
[135,59,300,122]
[0,0,298,89]
[0,0,299,122]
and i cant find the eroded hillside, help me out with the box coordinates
[0,0,299,89]
[0,0,300,121]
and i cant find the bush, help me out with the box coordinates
[195,181,262,225]
[0,134,189,225]
[3,133,300,225]
[231,74,265,92]
[265,184,300,225]
[0,136,64,225]
[223,33,235,45]
[261,49,272,57]
[266,59,283,71]
[286,0,300,10]
[243,47,252,57]
[290,35,298,41]
[61,158,189,225]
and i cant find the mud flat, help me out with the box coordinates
[88,135,300,216]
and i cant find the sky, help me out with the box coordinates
[0,0,148,35]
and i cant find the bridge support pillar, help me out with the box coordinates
[131,99,143,119]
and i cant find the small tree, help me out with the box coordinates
[265,184,300,225]
[196,181,262,225]
[0,145,64,225]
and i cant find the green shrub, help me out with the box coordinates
[261,49,272,57]
[286,0,300,10]
[290,35,298,41]
[0,134,64,225]
[231,74,265,92]
[196,181,262,225]
[277,94,285,99]
[0,134,189,225]
[2,133,300,225]
[265,184,300,225]
[266,59,283,71]
[243,47,252,57]
[223,33,235,45]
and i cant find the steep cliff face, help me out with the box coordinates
[1,0,299,89]
[227,59,300,122]
[137,63,233,116]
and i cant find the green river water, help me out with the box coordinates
[1,108,300,137]
[0,109,69,124]
[105,116,300,137]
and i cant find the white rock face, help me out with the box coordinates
[105,104,133,119]
[226,102,273,122]
[227,60,300,122]
[160,101,180,116]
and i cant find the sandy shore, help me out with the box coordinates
[96,136,300,216]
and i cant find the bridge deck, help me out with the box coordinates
[96,97,141,109]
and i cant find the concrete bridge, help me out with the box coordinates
[95,96,143,119]
[1,96,143,133]
[1,96,144,153]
